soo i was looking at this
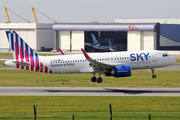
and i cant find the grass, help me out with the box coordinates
[0,96,179,120]
[0,70,179,87]
[0,61,9,67]
[0,52,13,58]
[176,59,180,63]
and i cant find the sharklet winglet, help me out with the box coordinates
[59,48,65,55]
[81,48,90,59]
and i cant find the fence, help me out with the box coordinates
[0,104,179,120]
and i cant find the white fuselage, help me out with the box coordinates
[40,50,176,74]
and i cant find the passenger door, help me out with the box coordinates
[152,52,158,62]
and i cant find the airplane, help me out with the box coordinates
[4,30,176,83]
[91,34,121,51]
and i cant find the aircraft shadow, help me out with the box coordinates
[45,88,180,95]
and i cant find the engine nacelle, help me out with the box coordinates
[106,65,131,77]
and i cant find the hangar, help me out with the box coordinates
[1,19,180,53]
[0,23,54,51]
[52,19,180,52]
[52,23,156,52]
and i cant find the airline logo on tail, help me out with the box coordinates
[91,34,99,45]
[5,31,52,73]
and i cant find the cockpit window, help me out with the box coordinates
[163,54,169,57]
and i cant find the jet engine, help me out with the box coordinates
[105,65,131,77]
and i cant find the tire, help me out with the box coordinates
[152,75,156,78]
[91,77,96,82]
[97,77,103,83]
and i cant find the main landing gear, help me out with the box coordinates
[91,73,103,83]
[151,68,157,78]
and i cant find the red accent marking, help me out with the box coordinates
[45,66,48,73]
[40,62,43,72]
[81,48,90,59]
[35,58,38,72]
[25,50,29,70]
[26,66,29,70]
[50,70,52,73]
[25,51,28,62]
[20,47,24,69]
[30,55,34,71]
[128,26,133,30]
[59,48,65,55]
[21,66,24,69]
[15,43,19,68]
[134,27,138,30]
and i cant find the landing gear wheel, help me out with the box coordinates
[97,77,103,83]
[151,68,156,79]
[152,75,156,78]
[91,77,97,82]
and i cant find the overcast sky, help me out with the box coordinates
[0,0,180,23]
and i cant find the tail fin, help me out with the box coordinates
[91,34,99,45]
[109,39,111,47]
[5,30,52,73]
[6,31,37,62]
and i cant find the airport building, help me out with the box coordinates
[0,23,54,51]
[1,19,180,52]
[52,19,180,52]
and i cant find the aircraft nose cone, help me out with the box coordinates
[173,58,176,64]
[171,57,176,64]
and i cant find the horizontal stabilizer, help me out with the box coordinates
[12,60,30,66]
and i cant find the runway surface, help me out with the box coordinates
[156,63,180,70]
[0,87,180,96]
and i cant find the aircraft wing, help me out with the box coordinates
[81,48,125,73]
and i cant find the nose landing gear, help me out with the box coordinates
[151,68,157,78]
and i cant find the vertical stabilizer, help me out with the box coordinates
[109,39,111,47]
[91,34,99,45]
[5,31,52,73]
